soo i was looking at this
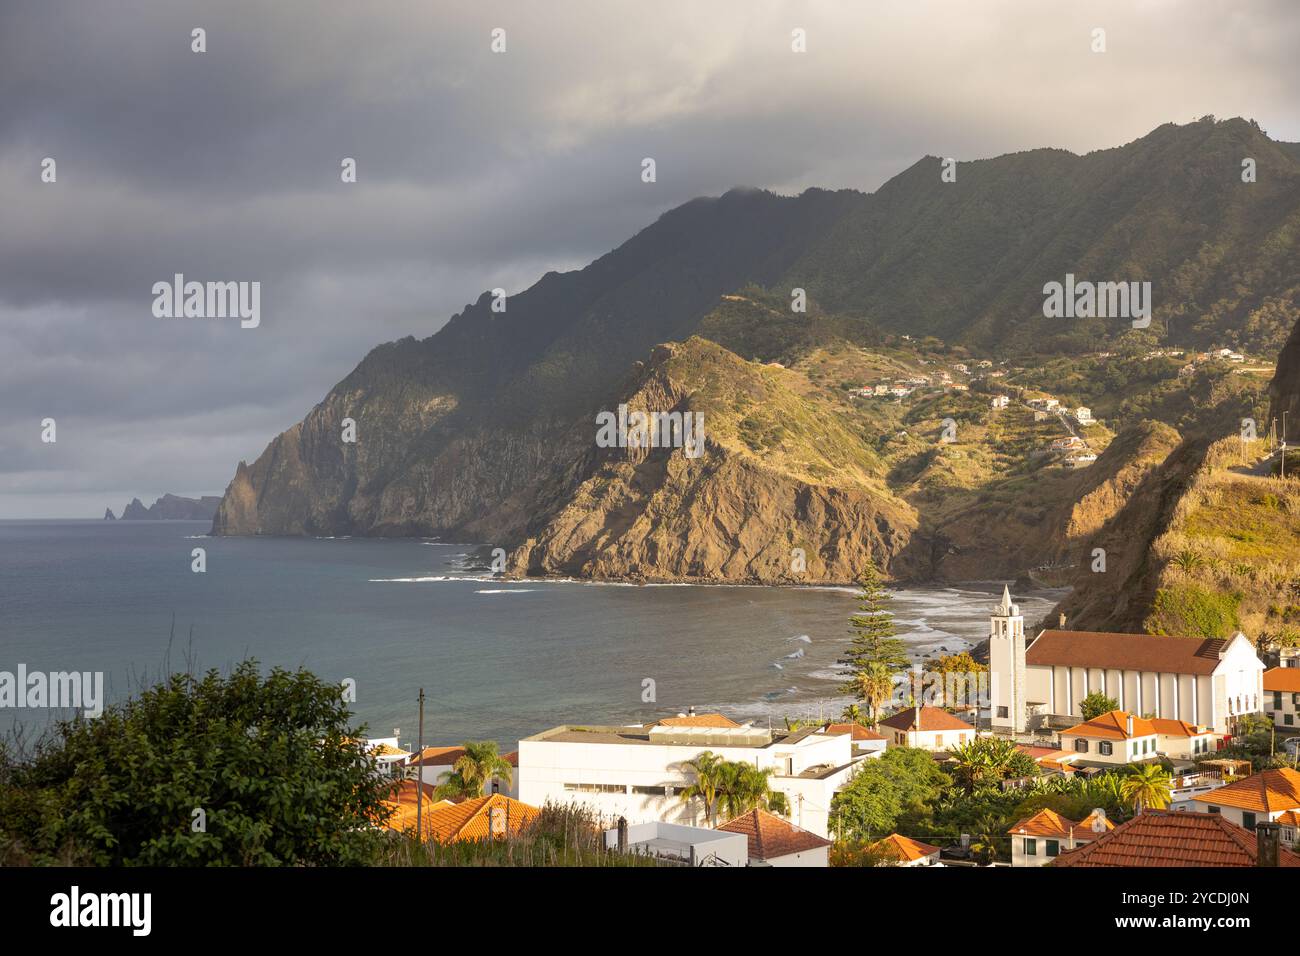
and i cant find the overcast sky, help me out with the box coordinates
[2,0,1298,518]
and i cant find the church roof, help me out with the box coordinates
[1026,630,1228,676]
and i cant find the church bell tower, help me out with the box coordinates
[988,584,1026,733]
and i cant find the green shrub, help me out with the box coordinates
[1147,585,1241,638]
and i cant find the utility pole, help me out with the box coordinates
[415,688,425,847]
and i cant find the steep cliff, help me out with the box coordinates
[506,339,916,582]
[212,118,1300,594]
[119,494,222,520]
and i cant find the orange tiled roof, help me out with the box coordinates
[409,745,465,767]
[823,722,887,741]
[1008,809,1079,838]
[1051,810,1300,867]
[409,746,519,768]
[717,808,831,860]
[653,713,740,728]
[420,793,540,843]
[1150,718,1213,737]
[1060,710,1155,740]
[1027,630,1227,676]
[871,833,940,862]
[1008,808,1112,838]
[379,779,450,832]
[1016,745,1060,759]
[1193,768,1300,813]
[1277,811,1300,827]
[878,706,974,733]
[1265,667,1300,693]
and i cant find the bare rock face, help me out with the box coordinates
[503,338,916,583]
[103,508,116,520]
[506,448,913,583]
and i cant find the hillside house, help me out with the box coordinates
[1008,808,1112,866]
[717,809,832,867]
[1193,769,1300,846]
[877,706,974,751]
[1264,667,1300,730]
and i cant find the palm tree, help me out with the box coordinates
[1120,764,1172,812]
[969,814,1005,865]
[848,662,896,725]
[840,703,866,726]
[678,751,725,825]
[716,763,785,821]
[436,740,513,800]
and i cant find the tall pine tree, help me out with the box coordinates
[837,561,909,722]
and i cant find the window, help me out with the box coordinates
[631,785,668,796]
[1076,739,1089,753]
[935,734,944,748]
[1046,840,1060,857]
[1099,741,1112,756]
[563,782,625,794]
[1287,714,1295,726]
[1275,691,1284,710]
[1024,838,1037,855]
[998,706,1009,718]
[1242,812,1257,830]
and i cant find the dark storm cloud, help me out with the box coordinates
[2,0,1299,516]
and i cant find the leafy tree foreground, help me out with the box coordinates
[0,661,393,866]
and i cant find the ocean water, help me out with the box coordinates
[0,520,1061,748]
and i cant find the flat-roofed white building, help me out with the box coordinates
[517,711,859,838]
[604,820,749,867]
[987,587,1264,735]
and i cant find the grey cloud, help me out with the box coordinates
[1,0,1299,517]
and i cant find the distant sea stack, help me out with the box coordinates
[115,494,222,521]
[103,508,116,520]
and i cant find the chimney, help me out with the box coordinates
[617,816,629,853]
[1256,822,1280,868]
[1126,714,1134,737]
[1058,612,1066,628]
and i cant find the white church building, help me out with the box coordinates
[987,586,1264,736]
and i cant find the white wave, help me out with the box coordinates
[368,576,460,583]
[475,589,536,594]
[791,634,812,643]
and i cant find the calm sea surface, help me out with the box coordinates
[0,520,1061,748]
